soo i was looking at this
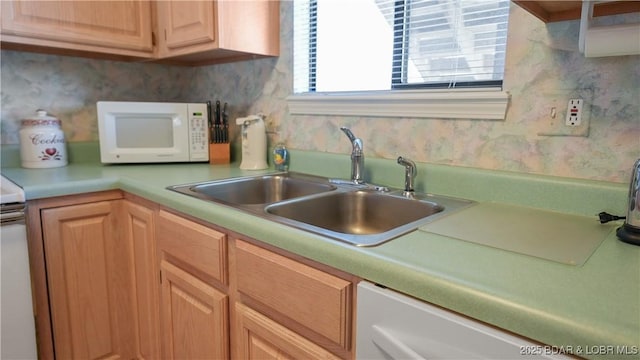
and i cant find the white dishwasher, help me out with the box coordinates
[356,281,567,359]
[1,175,38,360]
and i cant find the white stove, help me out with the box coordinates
[1,175,25,203]
[1,174,37,359]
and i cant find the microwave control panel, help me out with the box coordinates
[188,103,209,161]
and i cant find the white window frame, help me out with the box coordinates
[288,0,511,121]
[287,88,510,120]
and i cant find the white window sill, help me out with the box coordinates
[286,89,510,120]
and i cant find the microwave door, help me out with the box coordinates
[102,111,189,163]
[115,115,174,148]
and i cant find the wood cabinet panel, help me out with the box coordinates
[160,260,229,360]
[235,240,353,351]
[1,0,153,57]
[157,210,227,285]
[236,303,340,360]
[42,200,136,359]
[1,0,279,64]
[156,0,215,52]
[513,1,640,23]
[26,191,124,359]
[30,193,355,360]
[155,0,279,65]
[122,200,161,360]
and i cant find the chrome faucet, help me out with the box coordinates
[340,127,365,184]
[397,156,417,196]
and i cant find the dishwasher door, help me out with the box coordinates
[356,281,564,359]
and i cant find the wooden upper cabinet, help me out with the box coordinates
[513,1,640,23]
[0,0,154,58]
[1,0,279,65]
[155,0,280,65]
[157,1,216,52]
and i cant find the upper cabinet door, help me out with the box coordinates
[1,0,153,57]
[156,0,216,55]
[155,0,280,65]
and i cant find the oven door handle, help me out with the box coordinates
[1,211,25,225]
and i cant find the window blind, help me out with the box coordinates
[294,0,510,93]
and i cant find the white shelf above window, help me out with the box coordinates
[287,89,510,120]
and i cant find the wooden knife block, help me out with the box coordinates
[209,143,230,164]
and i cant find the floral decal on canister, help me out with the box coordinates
[39,148,62,160]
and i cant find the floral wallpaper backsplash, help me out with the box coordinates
[1,3,638,183]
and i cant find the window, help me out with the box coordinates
[294,0,510,93]
[294,0,509,92]
[289,0,511,120]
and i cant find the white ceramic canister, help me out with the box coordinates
[19,110,68,168]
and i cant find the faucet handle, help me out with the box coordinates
[340,126,363,153]
[340,127,356,142]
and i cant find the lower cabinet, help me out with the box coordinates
[235,302,340,360]
[156,209,229,359]
[31,192,355,359]
[233,239,357,359]
[122,200,161,360]
[154,211,356,359]
[38,194,138,359]
[28,190,581,360]
[159,260,229,359]
[31,193,162,359]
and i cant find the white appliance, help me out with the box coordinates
[97,101,210,163]
[1,175,38,359]
[356,281,568,359]
[578,0,640,57]
[236,114,268,170]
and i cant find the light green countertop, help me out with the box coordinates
[2,144,638,359]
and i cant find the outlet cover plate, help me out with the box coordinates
[537,89,591,137]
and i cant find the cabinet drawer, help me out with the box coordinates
[236,303,340,360]
[157,210,227,284]
[235,240,352,350]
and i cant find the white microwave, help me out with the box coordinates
[97,101,209,163]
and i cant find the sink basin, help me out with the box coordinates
[169,172,473,247]
[267,191,442,234]
[265,190,472,246]
[168,172,336,207]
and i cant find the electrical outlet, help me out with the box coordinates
[565,99,584,126]
[537,90,591,137]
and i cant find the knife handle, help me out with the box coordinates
[214,100,222,143]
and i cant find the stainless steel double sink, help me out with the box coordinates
[168,172,473,246]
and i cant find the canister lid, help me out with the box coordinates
[21,109,61,127]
